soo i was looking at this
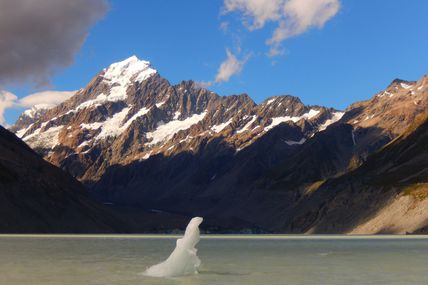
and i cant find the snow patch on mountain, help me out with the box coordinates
[365,114,375,121]
[265,98,276,105]
[74,94,108,111]
[23,104,55,119]
[400,83,412,89]
[237,115,257,134]
[23,125,63,149]
[147,111,207,145]
[156,101,167,108]
[211,118,233,133]
[265,109,320,131]
[319,112,345,131]
[378,91,394,98]
[124,107,150,127]
[81,107,131,140]
[16,124,34,138]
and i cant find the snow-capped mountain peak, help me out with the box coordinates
[102,55,157,85]
[13,56,346,183]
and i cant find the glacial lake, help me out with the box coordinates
[0,235,427,285]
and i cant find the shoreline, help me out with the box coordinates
[1,234,428,239]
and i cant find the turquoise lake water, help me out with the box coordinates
[0,235,427,284]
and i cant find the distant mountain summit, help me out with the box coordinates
[10,104,53,136]
[11,56,428,233]
[14,56,341,182]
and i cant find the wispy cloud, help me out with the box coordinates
[219,21,230,33]
[223,0,340,57]
[200,49,250,88]
[18,91,76,108]
[0,90,76,126]
[0,0,109,87]
[0,91,18,126]
[215,49,249,84]
[223,0,283,30]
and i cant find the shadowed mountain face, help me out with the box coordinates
[278,111,428,234]
[11,56,428,233]
[0,126,129,233]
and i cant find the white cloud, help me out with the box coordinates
[223,0,283,30]
[0,91,18,126]
[200,49,249,88]
[220,21,230,33]
[223,0,340,56]
[0,90,76,126]
[18,90,76,108]
[215,49,249,84]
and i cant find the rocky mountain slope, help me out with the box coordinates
[279,110,428,234]
[264,76,428,196]
[0,126,128,233]
[12,55,428,233]
[10,103,64,137]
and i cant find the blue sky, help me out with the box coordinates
[3,0,428,125]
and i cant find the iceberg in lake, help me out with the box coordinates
[144,217,203,277]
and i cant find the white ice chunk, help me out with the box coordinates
[144,217,203,278]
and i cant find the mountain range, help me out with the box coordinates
[5,56,428,233]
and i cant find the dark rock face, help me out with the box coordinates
[0,126,129,233]
[11,55,428,233]
[279,111,428,234]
